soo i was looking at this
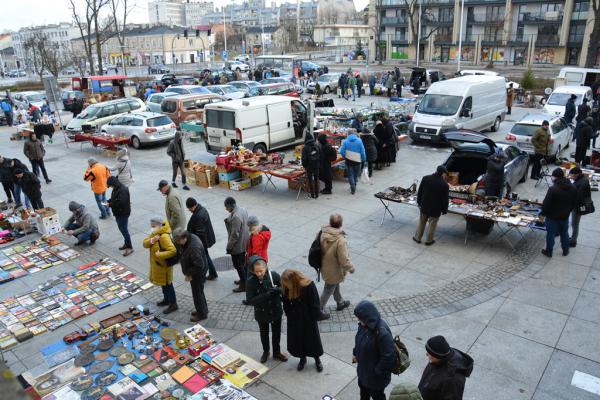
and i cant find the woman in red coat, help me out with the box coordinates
[246,215,271,263]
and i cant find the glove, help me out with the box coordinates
[269,287,282,296]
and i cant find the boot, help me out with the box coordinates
[156,299,169,307]
[260,351,269,363]
[297,357,307,371]
[171,182,178,188]
[90,231,99,244]
[232,283,246,293]
[163,303,179,314]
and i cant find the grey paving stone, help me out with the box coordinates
[464,365,531,400]
[582,270,600,294]
[533,260,590,289]
[402,314,486,352]
[534,350,600,400]
[571,290,600,324]
[557,317,600,363]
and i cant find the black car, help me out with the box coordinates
[149,64,170,74]
[160,74,178,87]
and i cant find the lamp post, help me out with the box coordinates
[222,6,228,59]
[456,0,465,73]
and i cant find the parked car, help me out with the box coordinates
[61,67,78,76]
[160,73,178,87]
[160,93,225,126]
[442,130,529,195]
[207,85,246,100]
[149,64,170,74]
[458,70,520,89]
[145,92,178,113]
[164,85,211,95]
[208,69,236,83]
[307,73,341,94]
[101,112,176,149]
[65,97,146,137]
[301,61,322,74]
[260,77,289,85]
[176,76,199,85]
[228,80,261,96]
[226,61,250,72]
[542,85,593,119]
[12,91,47,110]
[8,70,26,77]
[408,67,447,93]
[258,82,300,97]
[235,54,251,63]
[505,113,571,158]
[61,90,85,111]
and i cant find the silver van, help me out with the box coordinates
[65,97,146,137]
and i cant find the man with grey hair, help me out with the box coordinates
[224,196,249,293]
[158,179,186,232]
[172,227,209,322]
[62,201,99,245]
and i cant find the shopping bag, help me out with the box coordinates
[360,167,370,184]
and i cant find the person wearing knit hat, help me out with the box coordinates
[540,167,578,257]
[574,116,594,164]
[568,167,592,248]
[62,201,99,245]
[14,168,44,210]
[418,335,474,400]
[109,148,133,187]
[185,197,218,280]
[107,176,133,256]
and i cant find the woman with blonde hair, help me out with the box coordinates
[281,268,324,372]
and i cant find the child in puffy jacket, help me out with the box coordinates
[246,215,271,263]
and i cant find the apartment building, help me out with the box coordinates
[372,0,596,67]
[184,1,215,26]
[11,23,79,71]
[148,0,186,26]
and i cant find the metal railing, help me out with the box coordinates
[379,33,408,42]
[381,17,408,24]
[467,14,504,24]
[522,11,563,23]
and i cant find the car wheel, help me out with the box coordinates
[491,117,501,132]
[253,143,267,154]
[519,164,528,183]
[324,86,330,94]
[131,136,141,149]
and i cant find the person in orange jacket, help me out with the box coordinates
[84,158,111,219]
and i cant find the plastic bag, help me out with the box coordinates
[360,167,370,184]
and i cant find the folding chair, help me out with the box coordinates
[535,158,553,188]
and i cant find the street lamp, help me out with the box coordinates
[456,0,465,73]
[416,0,422,67]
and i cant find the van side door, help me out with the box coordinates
[267,101,295,149]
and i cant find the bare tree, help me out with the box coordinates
[403,0,439,62]
[586,0,600,67]
[70,0,111,76]
[92,0,111,75]
[44,44,71,77]
[70,0,95,75]
[23,33,48,83]
[109,0,135,74]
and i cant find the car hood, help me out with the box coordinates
[66,117,88,130]
[543,104,565,115]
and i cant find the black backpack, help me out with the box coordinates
[308,231,322,281]
[308,143,321,166]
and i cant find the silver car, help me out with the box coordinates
[228,81,261,96]
[101,112,176,149]
[12,91,47,110]
[145,92,177,113]
[505,113,571,157]
[164,85,211,95]
[307,73,341,94]
[207,85,246,100]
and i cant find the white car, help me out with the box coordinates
[505,113,571,157]
[206,85,246,100]
[459,70,520,90]
[226,61,250,72]
[234,55,251,63]
[101,112,176,149]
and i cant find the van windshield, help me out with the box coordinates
[547,92,582,106]
[418,94,463,116]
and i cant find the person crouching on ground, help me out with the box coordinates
[143,217,178,314]
[62,201,99,245]
[245,256,288,363]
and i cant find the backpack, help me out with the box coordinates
[376,328,411,375]
[308,143,321,166]
[307,231,322,281]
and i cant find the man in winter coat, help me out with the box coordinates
[418,335,474,400]
[158,180,186,232]
[23,133,51,184]
[62,201,99,245]
[569,167,592,247]
[109,148,133,187]
[107,176,132,256]
[575,117,594,164]
[361,129,379,177]
[386,74,394,98]
[541,168,578,257]
[317,133,337,195]
[301,135,321,198]
[167,131,190,190]
[14,169,44,209]
[0,156,15,204]
[506,83,515,115]
[84,158,111,219]
[3,157,30,208]
[338,73,347,99]
[186,197,218,280]
[564,94,577,125]
[353,300,397,400]
[576,98,591,123]
[340,132,367,194]
[369,74,376,96]
[530,120,551,179]
[484,149,505,197]
[224,196,249,293]
[320,213,355,312]
[414,166,449,246]
[357,75,363,98]
[173,228,209,322]
[1,98,13,126]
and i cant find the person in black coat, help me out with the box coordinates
[0,156,14,203]
[414,166,449,245]
[541,168,578,257]
[186,197,218,280]
[4,157,30,208]
[353,300,396,400]
[384,118,397,163]
[418,335,474,400]
[281,269,324,372]
[14,169,43,209]
[569,167,592,247]
[564,95,577,125]
[301,135,321,199]
[575,117,594,164]
[107,176,132,256]
[172,228,209,322]
[360,129,378,177]
[317,133,336,195]
[373,120,392,168]
[576,98,591,123]
[484,149,505,198]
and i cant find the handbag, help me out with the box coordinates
[158,234,179,266]
[579,198,595,215]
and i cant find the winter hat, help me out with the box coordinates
[185,197,198,208]
[14,168,24,175]
[585,116,594,126]
[116,148,128,158]
[425,335,452,360]
[552,168,564,178]
[68,201,81,212]
[436,165,448,175]
[247,215,260,229]
[157,179,169,191]
[570,166,582,176]
[88,158,98,166]
[150,216,163,226]
[248,255,266,271]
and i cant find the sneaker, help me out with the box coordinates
[171,182,178,188]
[183,185,190,191]
[336,300,350,311]
[163,303,179,314]
[232,284,246,293]
[123,248,134,257]
[118,244,128,250]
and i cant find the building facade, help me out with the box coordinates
[184,1,215,25]
[314,24,370,48]
[148,0,186,26]
[372,0,597,67]
[11,23,78,71]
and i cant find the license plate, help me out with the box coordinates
[420,135,431,140]
[209,136,220,143]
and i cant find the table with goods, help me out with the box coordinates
[73,133,131,151]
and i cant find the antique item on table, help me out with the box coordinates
[109,346,126,357]
[95,352,109,361]
[80,386,103,400]
[97,338,115,351]
[159,327,177,342]
[174,333,191,350]
[70,374,93,391]
[88,360,114,374]
[95,370,118,386]
[73,352,95,367]
[118,351,135,365]
[80,343,97,353]
[63,330,89,344]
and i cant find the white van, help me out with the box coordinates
[458,69,519,89]
[557,67,600,87]
[204,96,308,153]
[542,85,592,118]
[409,76,506,143]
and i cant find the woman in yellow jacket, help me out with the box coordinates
[143,217,178,314]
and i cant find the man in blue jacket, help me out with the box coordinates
[340,132,366,195]
[353,300,396,400]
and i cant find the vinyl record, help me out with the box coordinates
[74,352,95,367]
[94,371,117,386]
[159,327,177,342]
[81,386,104,400]
[70,374,93,391]
[109,346,126,357]
[80,343,97,353]
[97,338,114,351]
[95,352,109,361]
[88,360,114,374]
[118,351,135,365]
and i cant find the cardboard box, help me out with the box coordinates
[250,176,263,186]
[219,180,230,190]
[229,178,251,191]
[216,165,236,173]
[218,170,241,182]
[35,208,61,236]
[242,171,263,179]
[195,166,217,188]
[332,167,346,180]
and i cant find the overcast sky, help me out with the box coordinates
[0,0,367,32]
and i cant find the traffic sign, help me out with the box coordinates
[222,50,228,60]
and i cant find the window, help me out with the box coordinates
[486,6,504,21]
[128,100,142,110]
[116,102,130,113]
[130,118,143,127]
[541,3,562,12]
[439,7,453,22]
[100,105,116,117]
[551,119,564,135]
[205,109,235,130]
[484,27,502,41]
[183,99,209,110]
[569,24,586,42]
[504,146,521,160]
[110,117,124,125]
[161,100,177,113]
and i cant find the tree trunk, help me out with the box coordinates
[94,3,103,76]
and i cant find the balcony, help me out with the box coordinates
[423,15,454,26]
[434,34,453,43]
[467,14,504,26]
[464,0,507,4]
[568,34,585,46]
[522,11,563,24]
[536,34,559,46]
[381,16,408,25]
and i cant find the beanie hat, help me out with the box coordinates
[14,168,24,175]
[150,216,163,226]
[585,116,594,126]
[68,201,81,212]
[185,197,198,208]
[552,168,564,178]
[247,215,260,228]
[248,255,266,271]
[570,166,582,176]
[88,158,98,166]
[425,335,452,359]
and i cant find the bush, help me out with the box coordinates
[520,68,536,90]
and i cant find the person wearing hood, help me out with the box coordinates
[569,167,592,248]
[186,197,218,280]
[361,128,379,178]
[143,217,178,314]
[564,94,577,125]
[109,148,133,187]
[340,131,367,195]
[23,133,51,184]
[418,335,474,400]
[301,134,321,198]
[166,131,190,190]
[352,300,397,400]
[172,228,209,322]
[574,117,594,164]
[84,158,111,219]
[0,156,15,204]
[107,176,132,256]
[157,179,186,232]
[484,148,505,198]
[224,196,249,293]
[541,168,578,257]
[577,97,591,123]
[62,201,99,245]
[373,120,391,169]
[2,157,30,208]
[317,133,337,195]
[245,256,288,363]
[281,268,325,372]
[14,169,43,209]
[320,213,355,312]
